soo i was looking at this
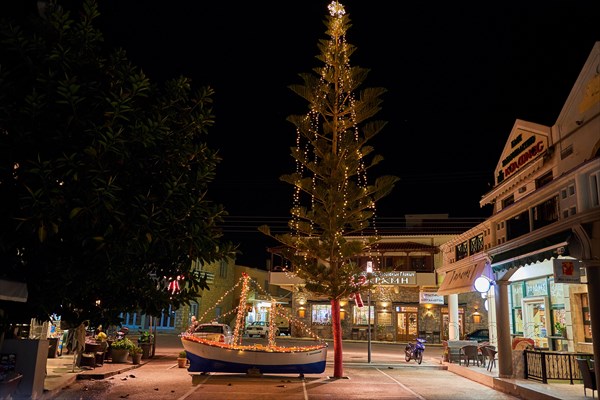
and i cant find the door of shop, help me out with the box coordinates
[441,307,465,341]
[396,306,418,342]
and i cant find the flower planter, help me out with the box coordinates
[139,342,152,359]
[110,348,129,363]
[177,357,187,368]
[131,353,142,364]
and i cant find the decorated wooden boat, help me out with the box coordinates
[181,334,327,374]
[180,272,327,375]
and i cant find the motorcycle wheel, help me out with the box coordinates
[405,350,411,362]
[416,351,423,364]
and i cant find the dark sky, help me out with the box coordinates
[95,1,599,268]
[10,1,600,267]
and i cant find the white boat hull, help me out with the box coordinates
[181,336,327,374]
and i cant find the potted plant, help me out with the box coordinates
[130,346,143,364]
[177,350,187,368]
[110,337,135,363]
[554,322,566,337]
[138,330,154,359]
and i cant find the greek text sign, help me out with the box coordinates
[419,291,444,304]
[366,271,417,285]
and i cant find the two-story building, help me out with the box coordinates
[437,41,600,380]
[268,215,481,343]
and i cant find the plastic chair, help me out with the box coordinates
[460,345,479,367]
[576,358,597,398]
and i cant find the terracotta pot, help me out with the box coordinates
[177,357,187,368]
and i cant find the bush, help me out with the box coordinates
[111,337,136,351]
[179,350,187,358]
[130,346,143,355]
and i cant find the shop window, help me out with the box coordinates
[525,278,548,297]
[513,309,523,334]
[581,294,593,342]
[510,282,524,334]
[549,277,564,306]
[311,304,332,325]
[551,307,566,336]
[353,305,374,326]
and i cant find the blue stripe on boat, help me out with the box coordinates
[187,352,326,374]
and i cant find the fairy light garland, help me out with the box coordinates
[188,272,325,352]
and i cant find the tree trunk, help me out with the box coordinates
[330,298,344,378]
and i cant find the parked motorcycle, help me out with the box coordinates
[405,338,426,364]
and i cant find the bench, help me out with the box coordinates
[444,340,478,363]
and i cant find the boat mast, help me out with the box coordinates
[232,272,251,346]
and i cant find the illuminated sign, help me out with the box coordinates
[368,271,416,285]
[496,131,547,184]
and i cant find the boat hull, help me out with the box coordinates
[181,336,327,374]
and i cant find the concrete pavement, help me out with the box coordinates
[40,334,588,400]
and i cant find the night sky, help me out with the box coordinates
[5,1,600,267]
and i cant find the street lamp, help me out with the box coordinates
[366,261,373,363]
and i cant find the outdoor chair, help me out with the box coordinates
[576,358,597,398]
[484,347,497,371]
[460,345,480,367]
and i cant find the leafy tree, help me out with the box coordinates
[0,0,234,329]
[260,2,398,378]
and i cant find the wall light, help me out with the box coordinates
[474,276,492,294]
[297,307,306,318]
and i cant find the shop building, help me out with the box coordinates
[268,221,479,344]
[437,41,600,381]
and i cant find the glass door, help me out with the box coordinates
[522,296,549,349]
[396,306,418,342]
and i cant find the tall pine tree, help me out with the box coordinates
[260,1,398,378]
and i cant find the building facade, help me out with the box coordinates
[269,226,474,344]
[437,42,600,381]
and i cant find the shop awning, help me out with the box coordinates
[436,261,487,296]
[0,279,28,302]
[490,230,571,273]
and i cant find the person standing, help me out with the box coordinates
[73,320,88,368]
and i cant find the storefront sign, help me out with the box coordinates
[437,261,486,296]
[419,291,444,304]
[553,259,581,284]
[496,130,548,184]
[370,271,416,285]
